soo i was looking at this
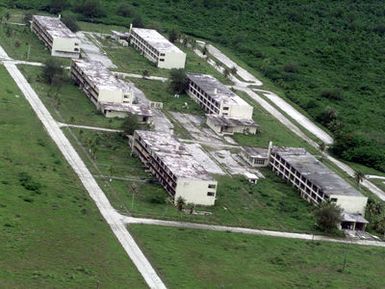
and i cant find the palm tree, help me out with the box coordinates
[230,66,237,75]
[354,170,365,187]
[202,44,208,56]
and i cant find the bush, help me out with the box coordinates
[121,114,140,136]
[42,58,65,85]
[169,69,188,94]
[314,201,342,232]
[320,88,343,100]
[45,0,69,14]
[18,172,42,193]
[117,3,134,17]
[282,63,299,73]
[62,15,79,32]
[74,0,105,18]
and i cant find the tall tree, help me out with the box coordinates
[314,201,342,232]
[169,69,188,94]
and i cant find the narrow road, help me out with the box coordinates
[124,217,385,248]
[57,122,123,133]
[0,45,167,289]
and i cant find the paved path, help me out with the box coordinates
[114,71,168,82]
[366,175,385,180]
[256,89,333,144]
[0,45,167,289]
[57,122,123,133]
[124,217,385,248]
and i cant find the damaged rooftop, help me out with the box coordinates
[135,130,214,181]
[33,15,78,39]
[131,27,184,53]
[272,147,364,197]
[73,60,133,93]
[187,73,251,106]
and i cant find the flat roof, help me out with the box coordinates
[100,103,153,116]
[243,147,269,158]
[131,27,184,54]
[135,130,214,181]
[33,15,78,39]
[187,73,251,106]
[272,147,364,197]
[207,115,257,127]
[73,60,133,94]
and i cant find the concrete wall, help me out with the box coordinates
[175,179,217,206]
[331,195,368,216]
[98,89,134,104]
[52,37,80,58]
[224,103,254,119]
[158,50,186,69]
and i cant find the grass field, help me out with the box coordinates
[19,65,124,129]
[63,129,316,233]
[130,225,385,289]
[0,67,146,288]
[232,90,317,152]
[128,77,203,115]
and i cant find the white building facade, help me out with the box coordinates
[31,15,80,58]
[269,147,368,230]
[128,27,186,69]
[186,73,257,135]
[131,130,217,206]
[71,60,134,105]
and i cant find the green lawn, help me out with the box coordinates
[0,21,50,63]
[130,225,385,289]
[19,65,124,129]
[128,77,203,115]
[0,66,146,288]
[64,129,316,233]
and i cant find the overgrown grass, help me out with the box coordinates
[0,21,50,62]
[130,225,385,289]
[64,129,317,233]
[19,65,124,129]
[128,77,203,115]
[232,89,316,152]
[0,66,146,288]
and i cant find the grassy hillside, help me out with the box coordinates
[131,225,385,289]
[0,67,146,288]
[1,1,384,172]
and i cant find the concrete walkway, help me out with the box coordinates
[124,216,385,248]
[57,122,123,133]
[366,175,385,180]
[0,45,167,289]
[114,71,168,82]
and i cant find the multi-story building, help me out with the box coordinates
[240,146,270,168]
[31,15,80,58]
[131,130,217,206]
[71,60,153,122]
[128,26,186,69]
[186,73,257,135]
[71,59,135,105]
[269,147,368,231]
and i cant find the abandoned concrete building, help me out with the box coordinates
[128,26,186,69]
[240,146,270,168]
[131,130,218,206]
[270,147,368,231]
[186,73,257,135]
[71,60,153,123]
[31,15,80,58]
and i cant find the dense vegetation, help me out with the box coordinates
[1,0,384,172]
